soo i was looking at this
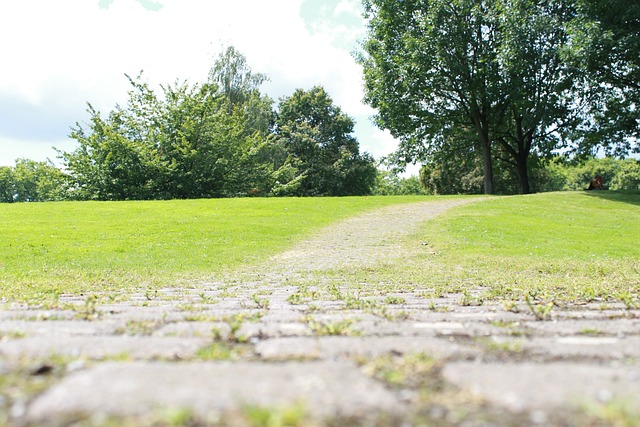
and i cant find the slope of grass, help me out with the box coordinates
[0,196,430,302]
[329,191,640,306]
[2,191,638,306]
[434,191,639,260]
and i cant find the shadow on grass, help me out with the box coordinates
[582,190,640,206]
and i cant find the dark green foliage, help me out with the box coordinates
[359,0,639,195]
[419,156,640,194]
[273,87,377,196]
[541,157,640,191]
[569,0,640,156]
[0,166,14,203]
[419,149,484,195]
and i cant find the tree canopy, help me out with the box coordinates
[274,86,377,196]
[359,0,639,194]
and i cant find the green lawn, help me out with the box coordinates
[1,191,638,307]
[333,191,639,306]
[0,196,427,303]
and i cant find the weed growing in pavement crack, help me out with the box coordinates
[211,313,262,343]
[383,295,406,305]
[304,316,360,336]
[460,290,483,306]
[241,402,309,427]
[75,294,100,320]
[617,291,639,310]
[252,293,270,309]
[476,337,524,354]
[358,352,442,390]
[115,320,163,336]
[525,292,554,321]
[287,293,304,305]
[582,397,640,427]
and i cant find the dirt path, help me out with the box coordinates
[1,198,639,427]
[269,198,478,271]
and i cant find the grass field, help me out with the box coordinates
[0,196,429,303]
[1,191,638,306]
[329,190,640,307]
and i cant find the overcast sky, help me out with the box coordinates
[0,0,414,173]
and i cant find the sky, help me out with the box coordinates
[0,0,416,173]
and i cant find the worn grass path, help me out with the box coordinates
[1,197,639,427]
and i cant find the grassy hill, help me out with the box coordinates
[0,196,429,302]
[332,190,639,309]
[1,191,638,307]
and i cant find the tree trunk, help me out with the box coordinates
[516,155,530,194]
[480,132,494,194]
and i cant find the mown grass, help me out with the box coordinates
[2,191,638,307]
[325,191,640,306]
[0,196,427,303]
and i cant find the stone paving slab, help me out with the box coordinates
[522,318,640,337]
[26,361,405,423]
[0,309,77,321]
[0,335,208,360]
[153,321,229,338]
[442,361,640,412]
[255,335,480,360]
[524,336,640,360]
[0,320,121,336]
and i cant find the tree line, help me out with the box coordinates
[3,0,639,202]
[418,156,640,195]
[1,47,377,202]
[359,0,639,194]
[3,152,637,203]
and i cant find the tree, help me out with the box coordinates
[359,0,600,194]
[569,0,640,157]
[492,0,585,194]
[373,170,426,195]
[209,46,270,113]
[360,0,503,193]
[0,159,67,202]
[274,86,377,196]
[0,166,15,202]
[419,147,485,195]
[61,50,277,200]
[63,90,165,200]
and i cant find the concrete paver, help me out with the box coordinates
[442,362,640,412]
[0,335,208,360]
[26,361,405,423]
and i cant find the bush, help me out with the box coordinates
[373,170,427,195]
[610,159,640,190]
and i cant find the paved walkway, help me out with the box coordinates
[1,198,639,426]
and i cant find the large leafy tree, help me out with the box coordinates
[492,0,584,194]
[0,166,15,202]
[569,0,640,156]
[61,47,278,200]
[360,0,503,193]
[274,86,377,196]
[359,0,601,194]
[62,75,272,200]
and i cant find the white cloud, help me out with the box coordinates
[0,0,407,172]
[335,0,362,17]
[0,137,76,167]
